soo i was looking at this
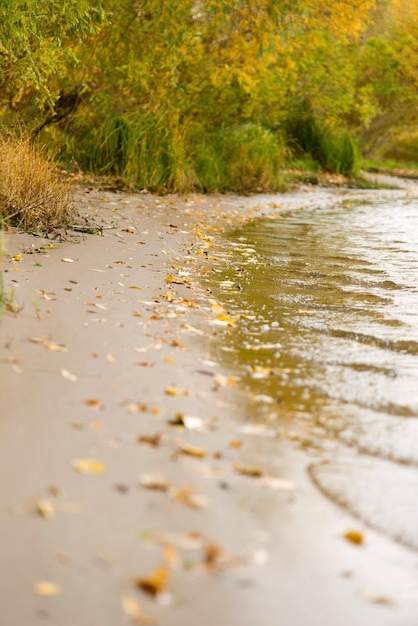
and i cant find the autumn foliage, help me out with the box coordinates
[1,0,418,190]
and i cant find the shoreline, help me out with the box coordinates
[1,184,418,625]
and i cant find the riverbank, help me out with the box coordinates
[1,184,418,626]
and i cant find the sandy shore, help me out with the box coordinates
[1,184,418,626]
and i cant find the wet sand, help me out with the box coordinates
[1,184,418,626]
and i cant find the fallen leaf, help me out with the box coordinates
[60,368,78,383]
[229,440,242,449]
[233,462,264,478]
[61,257,74,263]
[37,499,55,519]
[139,473,170,491]
[45,342,67,352]
[72,458,106,476]
[129,285,142,290]
[28,337,45,344]
[360,589,394,605]
[237,424,276,437]
[84,398,102,409]
[165,386,189,397]
[134,567,170,597]
[121,596,155,624]
[137,433,161,447]
[344,530,364,546]
[33,581,62,597]
[12,253,22,262]
[107,353,116,363]
[170,486,209,509]
[37,290,56,301]
[175,438,206,458]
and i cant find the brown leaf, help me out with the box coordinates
[233,462,264,478]
[137,433,161,447]
[84,398,102,409]
[134,566,170,596]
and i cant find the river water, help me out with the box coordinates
[210,187,418,551]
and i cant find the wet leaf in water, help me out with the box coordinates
[72,458,106,476]
[175,438,206,458]
[33,581,62,597]
[139,473,170,492]
[344,530,364,546]
[121,596,155,624]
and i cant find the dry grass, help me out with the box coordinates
[0,132,75,230]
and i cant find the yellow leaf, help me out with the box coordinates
[72,458,106,476]
[12,253,22,262]
[164,386,189,397]
[121,596,155,624]
[175,438,206,458]
[45,342,67,352]
[344,530,364,546]
[33,581,62,597]
[37,499,55,519]
[61,258,74,263]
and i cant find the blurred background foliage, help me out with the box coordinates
[1,0,418,191]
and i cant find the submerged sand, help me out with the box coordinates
[1,184,418,626]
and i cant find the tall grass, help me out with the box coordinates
[67,112,287,192]
[0,131,75,230]
[287,111,360,176]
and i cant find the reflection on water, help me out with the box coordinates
[208,193,418,547]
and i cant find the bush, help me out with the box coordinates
[0,131,74,230]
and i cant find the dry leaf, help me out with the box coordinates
[84,398,102,409]
[344,530,364,546]
[170,486,209,510]
[137,433,161,447]
[37,499,55,519]
[121,596,154,624]
[72,458,106,476]
[60,368,78,383]
[28,336,45,344]
[175,438,206,458]
[61,257,74,263]
[135,566,170,597]
[360,589,393,605]
[33,581,62,597]
[256,476,295,490]
[129,285,142,290]
[233,462,264,478]
[45,342,67,352]
[165,386,189,397]
[139,473,170,491]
